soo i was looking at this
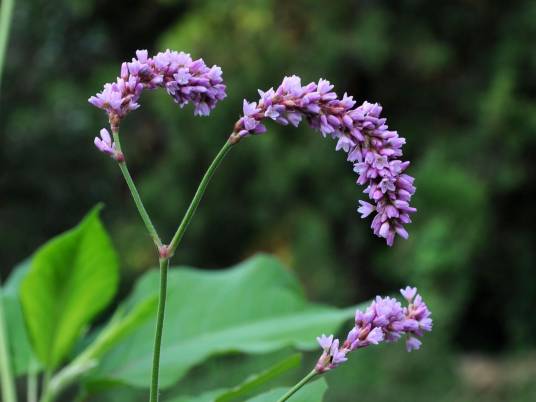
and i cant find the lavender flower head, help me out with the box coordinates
[315,286,432,373]
[89,49,226,130]
[231,76,416,246]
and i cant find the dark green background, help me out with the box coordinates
[1,0,535,401]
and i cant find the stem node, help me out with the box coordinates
[158,244,172,259]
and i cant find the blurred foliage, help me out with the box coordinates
[1,0,536,401]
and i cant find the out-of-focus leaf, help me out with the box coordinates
[46,294,158,400]
[215,353,301,402]
[91,254,354,388]
[2,261,36,375]
[245,378,328,402]
[20,206,119,370]
[165,354,301,402]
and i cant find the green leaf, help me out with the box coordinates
[20,206,119,370]
[215,354,301,402]
[92,254,354,388]
[166,353,302,402]
[2,261,37,376]
[44,295,158,400]
[245,378,328,402]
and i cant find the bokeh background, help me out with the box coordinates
[1,0,536,401]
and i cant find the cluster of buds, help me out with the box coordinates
[315,286,432,373]
[89,49,227,131]
[232,76,416,245]
[93,129,123,162]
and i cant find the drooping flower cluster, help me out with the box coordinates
[315,286,432,373]
[89,49,226,129]
[231,76,416,246]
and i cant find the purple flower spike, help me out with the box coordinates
[314,286,432,373]
[89,49,226,129]
[232,76,416,246]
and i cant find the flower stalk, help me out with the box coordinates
[169,139,233,254]
[149,257,169,402]
[107,132,233,402]
[276,370,317,402]
[112,130,162,249]
[26,360,38,402]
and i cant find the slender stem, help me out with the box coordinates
[0,287,17,402]
[276,370,318,402]
[107,134,233,401]
[38,388,52,402]
[0,0,14,93]
[26,360,38,402]
[149,257,169,402]
[169,140,233,254]
[39,369,52,402]
[112,131,162,248]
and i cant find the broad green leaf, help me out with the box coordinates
[169,391,224,402]
[2,261,37,375]
[216,353,301,402]
[20,206,119,370]
[165,354,302,402]
[245,378,328,402]
[92,254,354,388]
[2,293,35,375]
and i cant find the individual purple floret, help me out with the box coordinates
[89,49,226,130]
[231,76,416,246]
[314,286,432,373]
[94,128,123,161]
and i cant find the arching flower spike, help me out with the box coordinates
[231,76,416,246]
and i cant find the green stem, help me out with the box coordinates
[169,140,233,254]
[0,287,17,402]
[149,257,169,402]
[38,388,52,402]
[148,139,233,401]
[112,131,162,249]
[276,370,318,402]
[39,370,52,402]
[26,360,38,402]
[0,0,14,93]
